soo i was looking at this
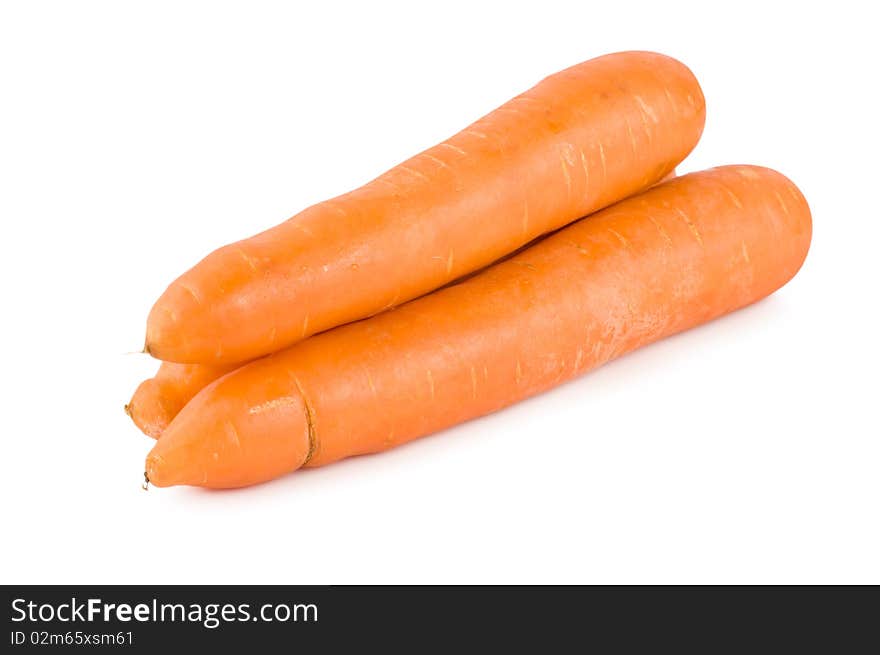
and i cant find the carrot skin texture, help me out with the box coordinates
[126,362,239,438]
[130,165,680,436]
[146,51,705,364]
[146,166,811,489]
[129,167,683,439]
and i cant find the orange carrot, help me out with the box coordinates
[125,362,239,438]
[145,166,811,489]
[145,51,705,365]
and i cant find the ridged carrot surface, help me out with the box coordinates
[146,51,705,364]
[145,166,811,488]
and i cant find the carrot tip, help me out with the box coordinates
[141,471,150,491]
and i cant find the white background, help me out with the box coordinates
[1,0,877,584]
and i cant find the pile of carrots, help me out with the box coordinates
[128,51,811,489]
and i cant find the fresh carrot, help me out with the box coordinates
[145,166,811,489]
[145,51,705,365]
[125,362,239,438]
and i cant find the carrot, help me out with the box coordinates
[144,166,811,489]
[145,51,705,365]
[125,362,239,438]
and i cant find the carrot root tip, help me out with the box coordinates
[141,471,150,491]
